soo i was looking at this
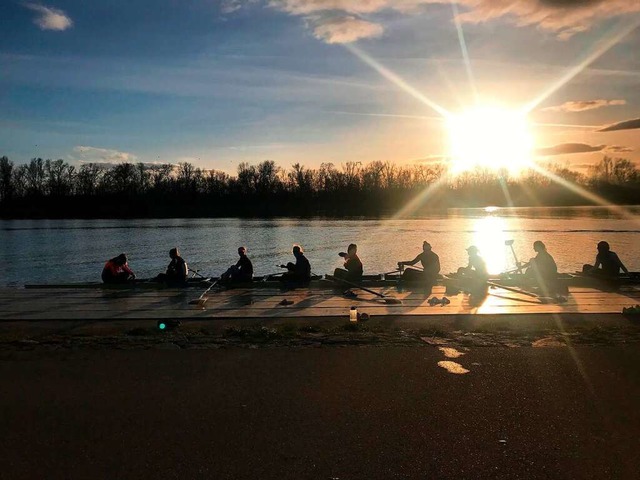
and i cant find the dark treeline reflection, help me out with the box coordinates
[0,156,639,218]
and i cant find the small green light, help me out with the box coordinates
[158,322,167,330]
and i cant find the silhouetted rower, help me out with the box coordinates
[221,246,254,283]
[398,241,440,293]
[525,240,559,295]
[456,245,489,301]
[280,245,311,284]
[102,253,135,284]
[156,247,188,285]
[334,243,363,282]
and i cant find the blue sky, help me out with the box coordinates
[1,0,640,172]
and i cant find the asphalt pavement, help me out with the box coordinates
[1,346,639,479]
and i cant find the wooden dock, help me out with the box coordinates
[1,285,639,321]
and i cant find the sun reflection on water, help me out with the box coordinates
[472,216,510,275]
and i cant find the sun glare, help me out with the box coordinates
[447,105,534,175]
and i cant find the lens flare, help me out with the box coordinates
[447,105,534,175]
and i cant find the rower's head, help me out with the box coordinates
[238,246,247,257]
[114,253,128,265]
[347,244,357,255]
[597,241,610,253]
[423,241,432,252]
[169,247,179,259]
[533,241,546,253]
[292,245,303,257]
[466,245,479,256]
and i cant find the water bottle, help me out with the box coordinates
[350,306,358,322]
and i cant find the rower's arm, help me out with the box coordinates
[615,254,629,274]
[593,257,601,270]
[399,255,421,267]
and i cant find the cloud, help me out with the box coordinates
[452,0,640,39]
[542,99,626,113]
[536,143,606,156]
[263,0,640,43]
[308,14,384,44]
[72,146,137,164]
[598,118,640,132]
[23,3,73,31]
[605,145,634,154]
[221,0,243,14]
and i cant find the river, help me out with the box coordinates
[1,206,639,286]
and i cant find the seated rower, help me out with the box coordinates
[398,241,440,282]
[102,253,135,284]
[334,243,363,282]
[280,245,311,285]
[156,247,188,286]
[524,241,560,296]
[457,245,489,301]
[583,241,629,277]
[221,246,254,284]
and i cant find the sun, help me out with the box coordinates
[446,104,534,175]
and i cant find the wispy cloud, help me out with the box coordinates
[23,3,73,31]
[453,0,640,40]
[598,118,640,132]
[536,143,606,156]
[259,0,640,43]
[606,145,634,154]
[542,99,626,113]
[220,0,243,14]
[71,146,137,164]
[308,14,384,44]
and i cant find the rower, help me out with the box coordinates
[524,241,560,295]
[156,247,188,285]
[280,245,311,285]
[101,253,135,284]
[334,243,363,282]
[221,246,254,284]
[583,241,629,279]
[457,245,489,300]
[397,241,440,293]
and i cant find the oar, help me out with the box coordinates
[325,274,402,305]
[190,277,221,307]
[487,280,538,298]
[262,271,285,281]
[487,280,561,304]
[190,269,208,279]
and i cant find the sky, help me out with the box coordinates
[1,0,640,173]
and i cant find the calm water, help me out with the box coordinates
[1,207,639,286]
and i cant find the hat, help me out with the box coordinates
[466,246,479,254]
[423,241,432,249]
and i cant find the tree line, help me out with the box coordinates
[0,155,638,218]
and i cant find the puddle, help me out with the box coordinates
[437,361,470,375]
[438,347,465,359]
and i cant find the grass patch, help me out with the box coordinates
[299,325,323,334]
[277,323,298,337]
[418,327,448,338]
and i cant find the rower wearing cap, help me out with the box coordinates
[456,245,489,301]
[398,241,441,292]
